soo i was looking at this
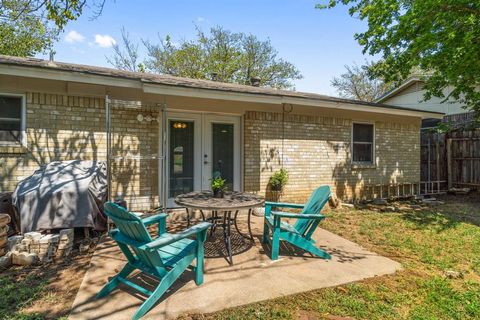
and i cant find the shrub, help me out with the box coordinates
[269,168,289,191]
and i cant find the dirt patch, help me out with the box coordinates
[0,250,93,319]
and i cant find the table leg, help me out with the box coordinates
[247,208,254,241]
[233,209,254,241]
[186,208,190,227]
[223,211,233,265]
[209,210,217,238]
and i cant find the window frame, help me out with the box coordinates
[0,93,27,147]
[351,121,375,165]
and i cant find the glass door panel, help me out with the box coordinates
[212,123,234,191]
[168,120,194,198]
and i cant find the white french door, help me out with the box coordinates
[165,112,241,207]
[202,115,241,191]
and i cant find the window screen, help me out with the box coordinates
[0,96,23,144]
[352,123,374,163]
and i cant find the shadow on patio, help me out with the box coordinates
[69,214,401,320]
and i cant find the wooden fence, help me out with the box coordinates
[420,130,447,194]
[421,129,480,193]
[447,130,480,188]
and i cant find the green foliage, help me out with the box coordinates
[0,0,104,56]
[211,176,227,191]
[207,201,480,319]
[142,26,302,89]
[0,0,57,56]
[331,62,392,101]
[268,168,289,191]
[318,1,480,114]
[429,121,454,134]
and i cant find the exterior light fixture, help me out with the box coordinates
[173,122,187,129]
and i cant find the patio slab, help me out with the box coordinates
[70,214,402,320]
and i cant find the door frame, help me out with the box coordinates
[163,111,241,207]
[202,114,241,191]
[165,112,203,207]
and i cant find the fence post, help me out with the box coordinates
[447,138,452,190]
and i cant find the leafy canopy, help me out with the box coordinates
[135,26,302,89]
[0,0,105,56]
[318,1,480,114]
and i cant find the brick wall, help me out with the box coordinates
[1,92,421,210]
[243,111,421,202]
[0,92,159,210]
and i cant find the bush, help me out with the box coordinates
[269,168,289,191]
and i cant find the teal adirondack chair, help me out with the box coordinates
[262,185,332,260]
[97,202,211,320]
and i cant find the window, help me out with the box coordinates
[0,94,25,146]
[352,123,374,163]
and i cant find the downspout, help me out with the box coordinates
[105,94,111,202]
[281,103,293,167]
[162,102,168,212]
[158,99,168,212]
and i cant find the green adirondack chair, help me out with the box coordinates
[96,202,211,320]
[262,185,332,260]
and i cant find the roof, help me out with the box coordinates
[0,55,443,118]
[376,76,423,103]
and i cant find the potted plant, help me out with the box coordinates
[211,176,227,198]
[267,168,289,201]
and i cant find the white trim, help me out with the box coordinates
[144,83,442,119]
[0,92,26,147]
[144,83,282,105]
[240,115,244,192]
[351,121,375,165]
[0,64,141,89]
[376,77,421,103]
[163,111,241,207]
[0,64,443,119]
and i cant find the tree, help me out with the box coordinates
[331,63,390,101]
[0,1,57,56]
[0,0,106,56]
[318,1,480,114]
[142,26,302,89]
[107,27,142,72]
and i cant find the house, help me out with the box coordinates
[0,55,443,210]
[377,76,475,128]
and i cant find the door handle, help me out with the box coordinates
[204,161,210,165]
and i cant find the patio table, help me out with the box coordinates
[174,191,264,265]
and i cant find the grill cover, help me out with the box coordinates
[12,160,108,233]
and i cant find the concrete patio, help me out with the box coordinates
[69,213,402,320]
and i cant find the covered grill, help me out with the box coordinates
[12,160,108,233]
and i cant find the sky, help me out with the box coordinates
[37,0,371,97]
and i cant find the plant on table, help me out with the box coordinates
[211,176,227,198]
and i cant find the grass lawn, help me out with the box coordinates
[1,194,479,319]
[189,194,480,320]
